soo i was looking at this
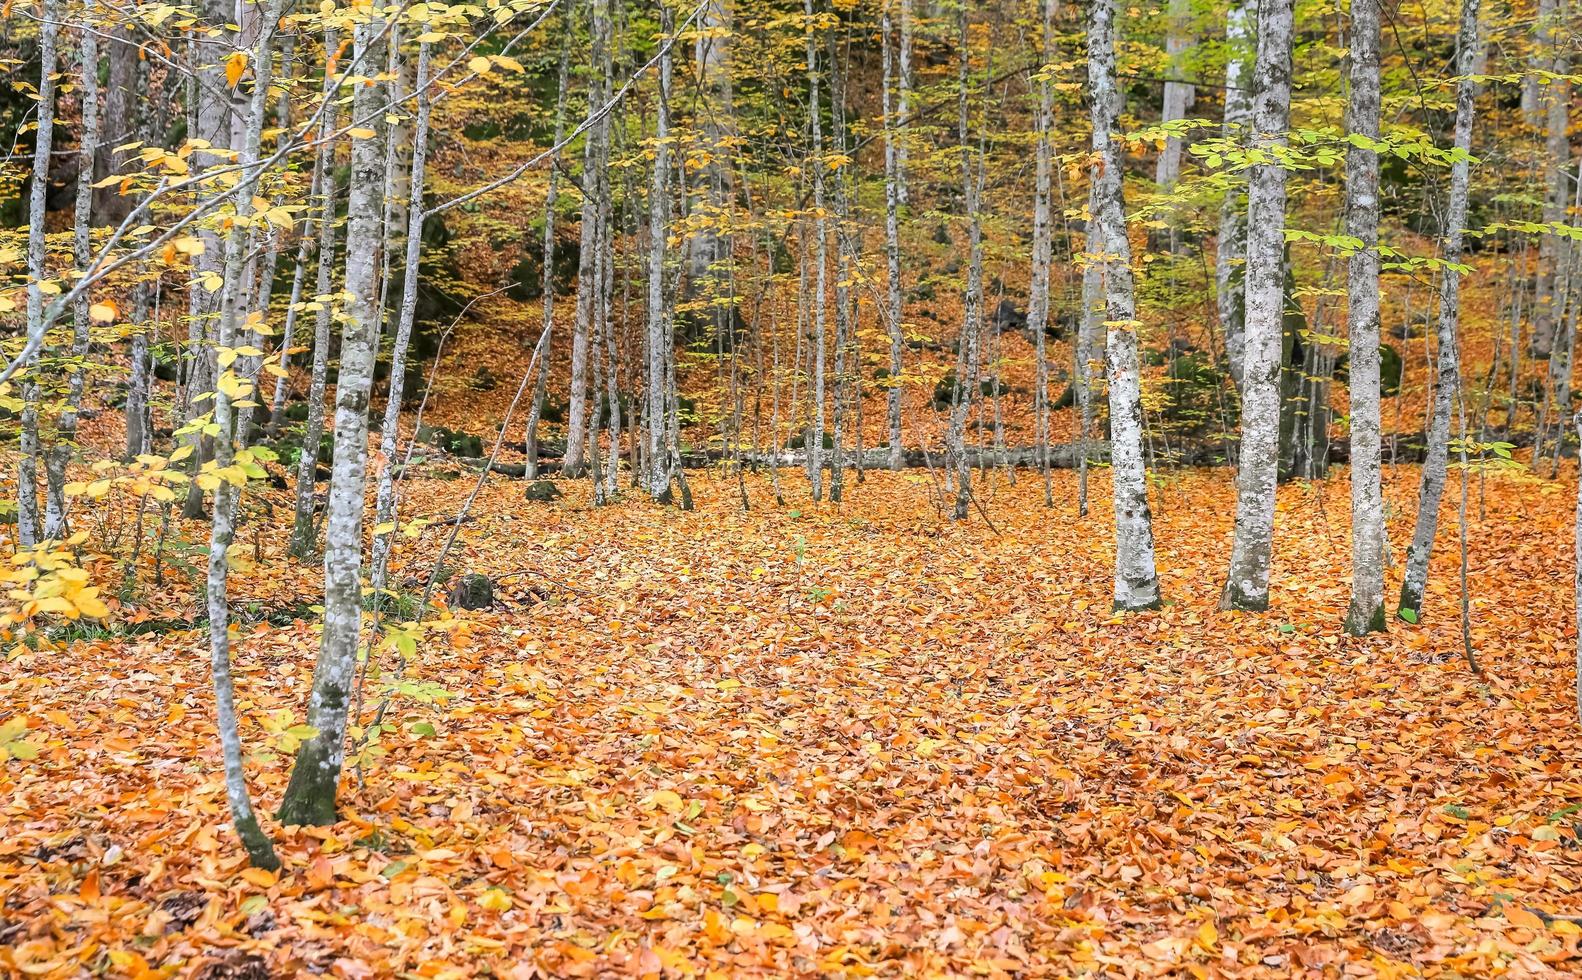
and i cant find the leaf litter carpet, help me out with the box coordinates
[2,467,1580,977]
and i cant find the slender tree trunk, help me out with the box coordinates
[1090,0,1162,610]
[94,24,139,226]
[804,0,828,501]
[600,185,622,499]
[1029,0,1056,505]
[205,0,287,867]
[1399,0,1479,620]
[18,0,61,546]
[897,0,912,207]
[1217,0,1255,390]
[181,0,243,521]
[563,0,611,478]
[1221,0,1294,612]
[1524,0,1556,128]
[524,27,572,478]
[278,16,388,826]
[688,0,735,344]
[270,39,332,438]
[645,6,676,501]
[1532,1,1571,359]
[948,3,982,521]
[829,30,852,503]
[288,42,340,559]
[1077,182,1103,519]
[371,42,434,593]
[1154,0,1195,191]
[881,2,905,470]
[44,3,100,540]
[1344,0,1387,635]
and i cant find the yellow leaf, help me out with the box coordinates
[225,51,248,88]
[89,301,116,323]
[346,127,376,139]
[646,789,684,814]
[468,55,492,74]
[1196,920,1218,949]
[477,887,512,912]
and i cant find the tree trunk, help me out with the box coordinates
[881,2,905,470]
[1077,182,1104,519]
[278,17,387,826]
[18,0,62,547]
[562,0,611,478]
[1029,0,1056,505]
[1345,0,1387,636]
[94,24,139,226]
[288,37,340,559]
[1532,6,1572,360]
[1217,0,1255,390]
[1523,0,1556,128]
[206,0,287,867]
[804,0,828,502]
[371,42,434,593]
[524,26,572,478]
[1090,0,1162,610]
[948,3,983,522]
[181,0,243,521]
[44,2,100,540]
[829,29,852,504]
[1221,0,1294,612]
[1399,0,1479,621]
[645,6,677,501]
[1154,0,1195,191]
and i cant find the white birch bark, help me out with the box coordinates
[44,3,100,540]
[1533,13,1571,359]
[18,0,61,546]
[1090,0,1162,610]
[947,2,980,521]
[1221,0,1294,611]
[1217,0,1255,389]
[881,2,905,470]
[804,0,827,501]
[278,15,387,826]
[205,0,286,867]
[524,28,572,478]
[562,0,611,478]
[1154,0,1194,190]
[1078,183,1103,518]
[182,0,242,520]
[1029,0,1056,503]
[1400,0,1480,620]
[897,0,913,207]
[371,41,433,592]
[645,6,676,501]
[829,31,852,503]
[288,41,339,558]
[1524,0,1556,128]
[1344,0,1387,635]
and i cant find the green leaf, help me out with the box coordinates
[410,722,436,737]
[1398,607,1419,624]
[4,740,40,760]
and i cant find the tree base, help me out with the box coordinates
[1219,581,1269,612]
[1343,599,1387,636]
[276,740,342,827]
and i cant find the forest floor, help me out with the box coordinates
[3,462,1582,977]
